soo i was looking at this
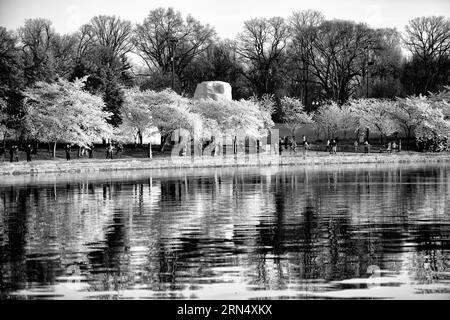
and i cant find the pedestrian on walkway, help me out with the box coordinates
[290,137,297,155]
[65,144,71,161]
[364,141,370,154]
[106,144,114,159]
[302,136,309,158]
[26,144,32,162]
[9,145,18,162]
[88,144,94,158]
[330,139,337,155]
[354,140,358,153]
[115,141,123,157]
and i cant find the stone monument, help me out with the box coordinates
[193,81,232,101]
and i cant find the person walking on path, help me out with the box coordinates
[9,145,19,162]
[88,144,94,158]
[26,144,32,162]
[354,140,358,153]
[364,141,370,154]
[333,138,338,155]
[115,141,123,157]
[302,136,309,158]
[329,139,335,155]
[65,144,71,161]
[106,144,114,159]
[290,137,297,155]
[326,139,330,154]
[392,141,398,153]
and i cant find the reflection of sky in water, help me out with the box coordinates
[1,163,449,299]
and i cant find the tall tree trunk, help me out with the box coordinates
[138,130,143,146]
[53,141,57,158]
[147,142,152,158]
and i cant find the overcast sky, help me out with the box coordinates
[1,0,449,39]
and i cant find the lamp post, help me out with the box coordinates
[169,37,178,90]
[364,46,377,98]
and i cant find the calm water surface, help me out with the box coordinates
[1,163,450,299]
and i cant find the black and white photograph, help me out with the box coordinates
[0,0,449,308]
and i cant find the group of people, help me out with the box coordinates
[353,140,371,153]
[278,135,309,157]
[0,144,34,162]
[65,142,123,161]
[105,142,124,159]
[326,138,339,155]
[351,139,401,154]
[0,141,127,163]
[384,140,402,154]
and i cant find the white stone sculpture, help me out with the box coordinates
[193,81,232,101]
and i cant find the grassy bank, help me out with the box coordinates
[1,151,450,176]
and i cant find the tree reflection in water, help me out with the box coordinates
[0,164,449,299]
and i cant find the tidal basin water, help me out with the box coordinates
[1,163,449,300]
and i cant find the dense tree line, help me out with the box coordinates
[0,7,449,152]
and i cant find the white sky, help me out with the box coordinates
[0,0,449,40]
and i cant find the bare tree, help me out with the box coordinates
[133,7,215,89]
[367,28,404,98]
[236,17,290,98]
[85,15,134,59]
[288,10,325,108]
[403,16,450,94]
[306,20,377,104]
[51,33,78,79]
[19,18,56,84]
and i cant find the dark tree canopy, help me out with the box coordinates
[134,7,216,92]
[19,18,56,85]
[403,16,450,95]
[237,17,290,98]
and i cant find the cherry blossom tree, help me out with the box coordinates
[191,98,272,139]
[118,88,201,151]
[390,96,425,140]
[279,97,313,136]
[347,99,398,144]
[23,77,113,157]
[313,102,355,139]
